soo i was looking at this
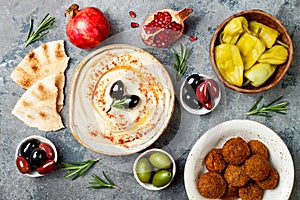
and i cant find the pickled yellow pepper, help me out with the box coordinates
[215,43,244,87]
[237,32,266,70]
[249,21,280,48]
[244,63,276,87]
[258,45,288,65]
[221,16,248,44]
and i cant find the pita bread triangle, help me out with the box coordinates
[55,71,65,113]
[11,40,69,113]
[11,40,69,89]
[12,74,64,131]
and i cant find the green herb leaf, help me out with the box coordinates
[61,159,99,180]
[244,96,289,117]
[172,44,193,79]
[25,14,55,47]
[106,98,128,113]
[87,172,120,189]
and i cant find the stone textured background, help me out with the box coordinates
[1,0,299,199]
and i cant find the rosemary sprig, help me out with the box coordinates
[25,14,56,47]
[106,98,128,113]
[171,44,193,79]
[87,172,120,189]
[244,96,289,117]
[61,159,99,180]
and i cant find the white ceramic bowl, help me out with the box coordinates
[133,148,176,190]
[15,135,58,177]
[180,74,221,115]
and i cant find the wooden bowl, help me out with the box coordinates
[210,10,293,93]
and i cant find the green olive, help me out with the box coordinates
[149,152,172,169]
[152,169,172,187]
[136,158,152,183]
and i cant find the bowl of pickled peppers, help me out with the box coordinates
[210,10,293,93]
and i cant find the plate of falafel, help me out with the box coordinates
[184,119,294,200]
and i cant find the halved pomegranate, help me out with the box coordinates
[141,8,193,48]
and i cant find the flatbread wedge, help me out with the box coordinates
[55,71,65,112]
[12,74,64,131]
[10,40,69,113]
[10,40,69,89]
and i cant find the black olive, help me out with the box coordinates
[30,148,47,168]
[186,74,204,91]
[123,95,140,109]
[110,80,124,99]
[20,139,40,159]
[182,82,202,109]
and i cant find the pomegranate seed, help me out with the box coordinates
[165,16,172,23]
[176,24,182,31]
[157,12,165,21]
[157,32,164,40]
[167,22,175,28]
[131,22,139,28]
[129,11,136,18]
[164,11,171,17]
[189,35,198,41]
[164,12,172,21]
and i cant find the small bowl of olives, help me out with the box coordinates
[15,135,57,177]
[133,148,176,190]
[180,73,221,115]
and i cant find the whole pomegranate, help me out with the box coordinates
[141,8,193,48]
[64,4,110,49]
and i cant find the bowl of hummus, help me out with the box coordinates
[69,44,175,155]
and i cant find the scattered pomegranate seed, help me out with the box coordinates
[189,35,198,41]
[131,22,139,28]
[129,11,136,18]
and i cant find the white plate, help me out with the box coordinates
[69,44,175,156]
[184,119,294,200]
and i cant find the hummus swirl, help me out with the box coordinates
[69,44,174,152]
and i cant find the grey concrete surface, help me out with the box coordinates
[1,0,299,199]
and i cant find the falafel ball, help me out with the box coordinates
[245,155,271,181]
[224,164,251,187]
[256,166,279,190]
[239,182,264,200]
[221,184,239,200]
[205,148,227,173]
[197,171,227,199]
[222,137,250,165]
[248,140,269,159]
